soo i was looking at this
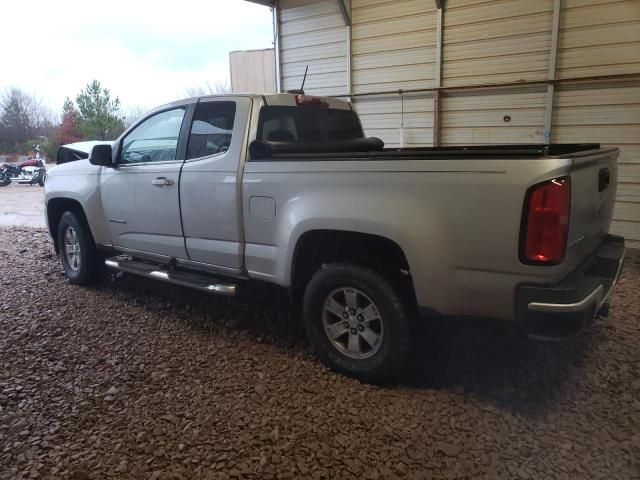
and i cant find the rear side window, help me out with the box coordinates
[187,101,236,159]
[257,106,363,143]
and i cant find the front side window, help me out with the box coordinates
[121,108,186,164]
[186,101,236,160]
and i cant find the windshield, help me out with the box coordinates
[257,106,364,143]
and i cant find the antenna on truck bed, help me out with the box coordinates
[287,65,308,95]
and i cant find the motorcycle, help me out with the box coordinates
[0,145,47,187]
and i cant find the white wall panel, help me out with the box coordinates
[554,82,640,247]
[443,0,554,86]
[350,0,437,146]
[279,0,348,95]
[229,49,276,94]
[441,88,547,145]
[351,0,437,93]
[353,94,434,148]
[557,0,640,79]
[276,0,640,246]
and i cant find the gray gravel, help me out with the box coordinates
[1,226,639,480]
[0,184,45,228]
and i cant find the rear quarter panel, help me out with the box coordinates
[243,157,575,321]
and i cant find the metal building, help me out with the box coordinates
[248,0,640,248]
[229,48,277,94]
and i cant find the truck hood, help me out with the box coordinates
[47,159,101,177]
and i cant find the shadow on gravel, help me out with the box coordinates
[95,274,307,348]
[404,315,597,416]
[94,272,597,417]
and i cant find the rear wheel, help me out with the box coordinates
[303,263,411,384]
[57,211,102,285]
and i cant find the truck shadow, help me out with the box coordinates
[101,273,597,416]
[404,315,598,415]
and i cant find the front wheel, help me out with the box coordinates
[303,263,411,384]
[57,211,102,285]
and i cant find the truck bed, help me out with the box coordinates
[243,142,619,322]
[250,143,602,161]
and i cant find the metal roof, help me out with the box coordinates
[244,0,275,6]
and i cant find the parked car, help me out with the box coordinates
[43,93,625,383]
[56,141,112,165]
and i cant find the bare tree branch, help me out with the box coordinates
[184,80,231,98]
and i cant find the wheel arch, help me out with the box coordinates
[47,198,95,254]
[290,229,417,308]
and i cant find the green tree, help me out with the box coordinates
[62,97,80,125]
[76,80,124,140]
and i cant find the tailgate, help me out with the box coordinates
[565,148,619,268]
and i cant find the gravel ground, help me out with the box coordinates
[1,227,639,480]
[0,183,45,228]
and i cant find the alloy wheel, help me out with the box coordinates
[64,226,81,272]
[322,287,384,359]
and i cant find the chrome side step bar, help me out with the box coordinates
[105,257,237,296]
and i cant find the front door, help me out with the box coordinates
[100,106,190,260]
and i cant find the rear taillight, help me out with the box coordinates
[521,177,571,265]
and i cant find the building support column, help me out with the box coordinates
[544,0,562,144]
[273,2,283,93]
[346,24,352,103]
[337,0,351,26]
[433,5,444,146]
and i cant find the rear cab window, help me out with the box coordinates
[257,106,364,143]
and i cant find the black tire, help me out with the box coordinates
[57,211,103,285]
[303,263,411,384]
[37,172,46,187]
[0,174,10,187]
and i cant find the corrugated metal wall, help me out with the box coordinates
[553,0,640,248]
[443,0,554,86]
[440,0,553,146]
[441,88,547,145]
[351,0,436,147]
[553,82,640,248]
[230,49,276,94]
[352,0,437,91]
[276,0,640,247]
[279,0,348,96]
[556,0,640,79]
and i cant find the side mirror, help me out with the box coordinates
[90,144,113,167]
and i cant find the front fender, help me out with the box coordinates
[45,167,109,247]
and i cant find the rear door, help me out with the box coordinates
[179,96,252,273]
[100,105,192,259]
[565,148,619,268]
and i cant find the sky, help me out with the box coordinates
[0,0,273,115]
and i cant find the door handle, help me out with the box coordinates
[151,177,174,186]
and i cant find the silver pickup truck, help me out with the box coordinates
[45,93,625,383]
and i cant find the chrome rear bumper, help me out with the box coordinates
[517,234,625,340]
